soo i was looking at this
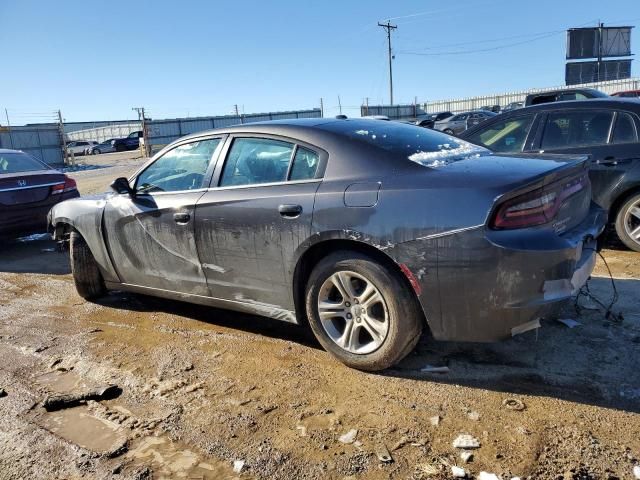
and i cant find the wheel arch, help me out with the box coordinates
[292,238,428,332]
[608,184,640,224]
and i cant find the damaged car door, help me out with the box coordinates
[102,137,224,295]
[194,136,324,318]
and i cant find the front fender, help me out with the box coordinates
[49,196,121,283]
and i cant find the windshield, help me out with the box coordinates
[0,152,47,174]
[320,120,487,168]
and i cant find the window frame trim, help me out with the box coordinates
[610,110,640,145]
[209,133,328,190]
[129,134,227,196]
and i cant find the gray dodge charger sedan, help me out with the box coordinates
[49,119,606,371]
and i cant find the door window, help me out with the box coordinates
[220,138,294,187]
[135,138,221,193]
[289,147,320,181]
[611,112,638,144]
[465,115,535,153]
[541,111,614,149]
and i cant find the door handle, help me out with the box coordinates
[278,204,302,218]
[597,156,618,166]
[173,212,191,224]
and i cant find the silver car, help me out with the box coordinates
[434,111,496,136]
[88,139,116,155]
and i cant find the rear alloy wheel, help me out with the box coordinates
[70,231,106,299]
[615,193,640,252]
[94,148,100,155]
[305,251,423,371]
[443,128,454,135]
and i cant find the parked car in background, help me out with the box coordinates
[66,140,97,156]
[0,149,79,239]
[524,88,608,107]
[112,131,143,152]
[50,118,604,371]
[481,105,501,113]
[502,101,524,113]
[612,90,640,99]
[434,110,496,135]
[416,111,453,129]
[461,98,640,252]
[88,139,116,155]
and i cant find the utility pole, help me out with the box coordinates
[132,107,150,158]
[365,97,369,116]
[4,109,14,149]
[57,110,68,165]
[338,95,342,115]
[233,104,239,116]
[597,21,604,82]
[319,98,324,118]
[378,20,397,105]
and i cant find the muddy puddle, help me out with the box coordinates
[126,435,243,479]
[36,370,87,393]
[38,405,128,455]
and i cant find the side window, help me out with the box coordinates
[220,138,294,187]
[541,111,613,150]
[135,138,221,193]
[289,147,320,181]
[612,112,638,144]
[466,115,535,153]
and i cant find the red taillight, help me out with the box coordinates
[491,173,588,230]
[51,176,77,195]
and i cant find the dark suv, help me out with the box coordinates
[524,88,608,107]
[460,98,640,252]
[112,131,143,152]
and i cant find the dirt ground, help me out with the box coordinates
[0,154,639,480]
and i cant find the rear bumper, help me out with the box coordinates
[404,203,606,342]
[0,191,80,239]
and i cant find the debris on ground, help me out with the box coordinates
[0,388,6,398]
[296,425,307,437]
[430,415,441,426]
[556,318,582,328]
[451,465,467,478]
[338,429,358,444]
[460,451,473,463]
[452,434,480,449]
[634,465,640,479]
[502,398,526,411]
[232,460,245,473]
[43,384,122,411]
[467,410,480,421]
[391,436,409,451]
[478,472,500,480]
[420,365,450,374]
[374,443,393,463]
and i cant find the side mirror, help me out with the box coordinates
[110,177,134,195]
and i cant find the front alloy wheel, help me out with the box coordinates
[305,251,423,371]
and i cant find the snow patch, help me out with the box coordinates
[408,142,484,168]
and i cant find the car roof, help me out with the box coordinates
[176,117,379,143]
[498,97,640,114]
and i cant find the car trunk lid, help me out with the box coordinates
[0,170,66,206]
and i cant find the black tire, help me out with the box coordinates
[614,192,640,252]
[305,251,423,371]
[70,231,106,299]
[94,148,101,155]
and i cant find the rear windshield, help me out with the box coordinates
[0,152,47,174]
[320,120,487,167]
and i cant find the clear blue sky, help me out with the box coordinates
[1,0,638,123]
